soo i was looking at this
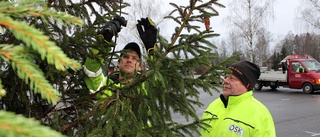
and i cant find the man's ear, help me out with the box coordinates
[139,60,143,71]
[117,59,120,68]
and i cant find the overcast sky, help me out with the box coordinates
[271,0,300,35]
[157,0,302,41]
[214,0,300,38]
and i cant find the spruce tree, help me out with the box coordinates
[0,0,236,136]
[0,0,83,136]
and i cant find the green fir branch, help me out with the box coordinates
[0,80,6,100]
[0,111,65,137]
[0,44,61,104]
[0,0,84,26]
[0,13,81,71]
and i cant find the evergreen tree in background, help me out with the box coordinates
[0,0,236,136]
[280,46,289,60]
[271,52,281,71]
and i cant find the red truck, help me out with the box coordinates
[254,54,320,94]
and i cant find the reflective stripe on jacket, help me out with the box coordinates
[201,91,276,137]
[83,55,114,98]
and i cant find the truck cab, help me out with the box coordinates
[287,58,320,93]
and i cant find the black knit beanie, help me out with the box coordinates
[228,60,261,90]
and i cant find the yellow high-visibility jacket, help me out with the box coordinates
[201,91,276,137]
[83,49,147,99]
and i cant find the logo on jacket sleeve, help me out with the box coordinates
[228,124,244,136]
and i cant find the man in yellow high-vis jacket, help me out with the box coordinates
[83,16,157,99]
[201,61,276,137]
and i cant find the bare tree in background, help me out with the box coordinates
[297,0,320,32]
[255,28,272,66]
[218,39,229,58]
[226,0,274,62]
[294,33,320,59]
[279,32,296,55]
[228,31,243,55]
[272,32,320,61]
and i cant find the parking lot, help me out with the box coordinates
[255,88,320,137]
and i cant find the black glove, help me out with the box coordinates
[99,16,127,42]
[137,17,158,50]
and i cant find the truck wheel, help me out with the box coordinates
[303,83,314,94]
[254,82,262,91]
[270,85,277,90]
